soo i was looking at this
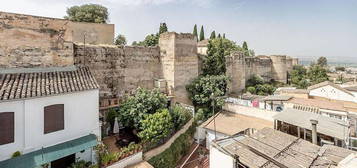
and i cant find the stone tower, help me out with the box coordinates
[159,32,199,105]
[226,52,246,94]
[270,55,288,83]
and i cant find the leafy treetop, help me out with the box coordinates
[117,88,168,130]
[138,109,173,143]
[114,34,127,45]
[65,4,108,23]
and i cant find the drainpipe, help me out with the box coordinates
[310,119,318,145]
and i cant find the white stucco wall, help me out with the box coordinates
[223,103,279,121]
[309,85,357,102]
[209,146,234,168]
[206,130,228,149]
[0,89,100,161]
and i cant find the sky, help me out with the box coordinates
[1,0,357,63]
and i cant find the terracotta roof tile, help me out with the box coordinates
[0,66,99,101]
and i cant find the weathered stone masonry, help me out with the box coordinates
[0,11,299,106]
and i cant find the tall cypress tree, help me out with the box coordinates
[242,41,250,56]
[210,31,216,39]
[217,33,221,38]
[242,41,248,51]
[223,33,226,39]
[199,25,205,41]
[159,22,168,35]
[193,24,198,41]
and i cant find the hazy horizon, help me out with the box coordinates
[1,0,356,62]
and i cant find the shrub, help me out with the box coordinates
[148,122,196,168]
[138,109,173,143]
[246,86,256,94]
[117,88,168,130]
[11,151,21,158]
[169,105,192,130]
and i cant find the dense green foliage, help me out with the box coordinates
[290,65,307,88]
[193,24,198,40]
[202,38,241,75]
[117,88,168,130]
[169,105,192,130]
[138,109,173,143]
[210,31,216,39]
[289,64,329,88]
[246,75,276,95]
[136,22,168,46]
[114,34,127,45]
[148,121,196,168]
[317,56,328,67]
[307,64,329,84]
[11,151,21,158]
[137,34,159,47]
[186,75,228,119]
[64,4,108,23]
[199,25,205,41]
[159,23,168,35]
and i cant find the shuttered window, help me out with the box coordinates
[0,112,14,145]
[44,104,64,134]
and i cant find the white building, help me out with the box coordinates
[308,81,357,103]
[0,66,100,168]
[210,128,357,168]
[197,111,273,149]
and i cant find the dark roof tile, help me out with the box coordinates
[0,66,99,101]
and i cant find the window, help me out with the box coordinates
[0,112,14,145]
[44,104,64,134]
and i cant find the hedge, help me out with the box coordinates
[148,121,197,168]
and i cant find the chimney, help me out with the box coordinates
[310,119,318,145]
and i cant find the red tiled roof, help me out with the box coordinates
[0,66,99,101]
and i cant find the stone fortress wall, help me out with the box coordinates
[0,11,298,105]
[226,53,298,94]
[0,11,114,68]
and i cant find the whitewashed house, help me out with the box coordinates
[0,66,100,168]
[308,81,357,103]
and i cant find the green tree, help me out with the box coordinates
[132,41,138,46]
[117,88,168,130]
[317,57,328,67]
[186,75,229,118]
[64,4,108,23]
[242,41,250,56]
[290,65,307,87]
[193,24,198,41]
[247,74,264,87]
[246,86,256,94]
[307,64,329,84]
[210,31,216,39]
[203,38,241,75]
[242,41,248,50]
[138,109,173,143]
[223,33,226,39]
[217,34,221,38]
[114,34,127,45]
[199,25,205,41]
[169,105,192,130]
[139,34,159,47]
[159,23,168,35]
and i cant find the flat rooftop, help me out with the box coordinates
[213,128,355,168]
[201,111,273,136]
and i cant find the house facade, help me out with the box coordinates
[0,66,100,168]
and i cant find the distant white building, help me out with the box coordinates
[308,81,357,103]
[0,66,100,168]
